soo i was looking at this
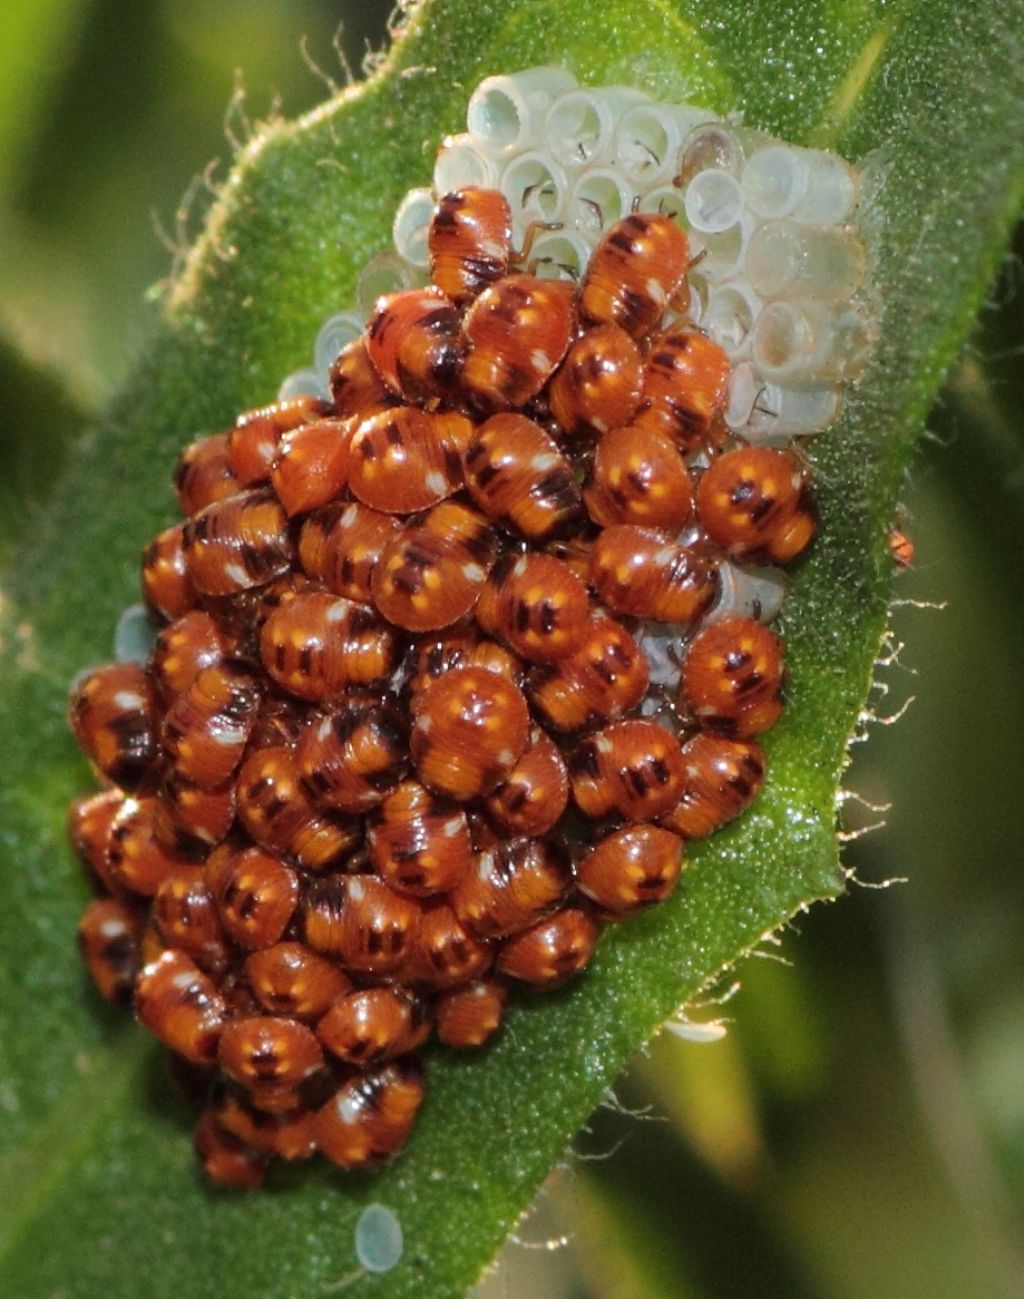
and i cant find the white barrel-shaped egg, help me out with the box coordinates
[567,166,636,234]
[746,220,865,302]
[499,150,569,242]
[637,182,687,228]
[697,212,756,282]
[747,383,841,439]
[392,187,436,268]
[544,86,650,170]
[527,228,593,281]
[753,300,872,383]
[314,310,365,383]
[706,562,788,625]
[356,250,421,318]
[433,133,500,194]
[466,67,578,158]
[702,282,763,359]
[725,362,841,437]
[277,368,331,403]
[635,622,683,691]
[683,168,744,234]
[741,144,858,225]
[114,604,160,664]
[677,122,746,184]
[613,102,712,186]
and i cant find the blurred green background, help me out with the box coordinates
[2,3,1022,1296]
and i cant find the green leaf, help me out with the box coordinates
[2,1,1023,1295]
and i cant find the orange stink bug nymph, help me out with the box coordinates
[579,212,690,339]
[410,665,531,800]
[366,287,463,404]
[461,273,576,409]
[428,186,513,304]
[547,323,644,438]
[680,617,785,737]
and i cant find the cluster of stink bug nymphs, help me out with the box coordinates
[67,68,870,1191]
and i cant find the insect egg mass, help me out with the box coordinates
[68,66,872,1187]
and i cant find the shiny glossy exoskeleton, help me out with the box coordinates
[213,1082,318,1157]
[218,1015,325,1091]
[430,409,477,460]
[161,661,262,789]
[208,845,300,950]
[68,787,126,895]
[68,662,160,791]
[435,978,507,1048]
[139,918,168,967]
[461,274,576,409]
[153,768,235,857]
[398,898,492,988]
[547,323,644,437]
[270,417,353,516]
[149,610,224,702]
[576,824,684,913]
[260,592,400,700]
[451,837,571,939]
[141,522,196,621]
[182,490,292,597]
[543,532,597,585]
[584,425,694,532]
[528,613,650,733]
[297,703,409,814]
[660,732,766,838]
[481,552,590,663]
[406,624,522,703]
[228,396,333,486]
[107,796,192,895]
[174,432,242,517]
[246,694,308,752]
[589,525,718,623]
[298,500,401,603]
[367,779,473,897]
[328,338,392,419]
[135,949,227,1064]
[571,719,687,820]
[303,875,421,975]
[77,897,142,1003]
[679,616,784,737]
[194,1111,268,1189]
[371,498,497,633]
[152,865,229,972]
[428,186,513,304]
[410,665,531,800]
[632,329,732,449]
[244,942,351,1021]
[199,575,308,660]
[313,1057,425,1168]
[347,405,461,514]
[495,908,599,987]
[696,446,816,563]
[462,413,581,541]
[484,727,568,837]
[579,212,690,339]
[366,287,463,404]
[317,986,429,1064]
[235,744,360,870]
